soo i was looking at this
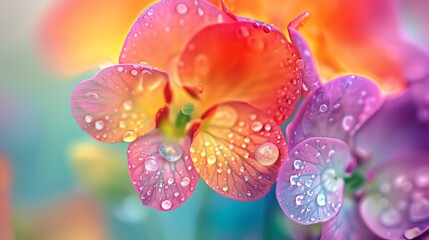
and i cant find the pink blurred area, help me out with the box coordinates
[0,153,13,240]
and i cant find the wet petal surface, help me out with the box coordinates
[120,0,234,71]
[287,75,382,147]
[71,64,171,142]
[276,137,354,225]
[360,154,429,239]
[178,21,302,122]
[190,102,287,201]
[128,130,199,211]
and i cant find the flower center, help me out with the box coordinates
[159,103,195,138]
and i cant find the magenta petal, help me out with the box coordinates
[359,153,429,239]
[276,137,354,225]
[71,64,170,142]
[120,0,234,70]
[288,26,321,93]
[321,197,379,240]
[127,130,199,211]
[287,75,382,147]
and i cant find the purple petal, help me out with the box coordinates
[276,137,354,225]
[359,153,429,239]
[287,75,382,147]
[127,130,199,211]
[321,197,379,240]
[354,91,429,167]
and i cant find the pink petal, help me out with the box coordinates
[276,137,354,225]
[190,101,287,201]
[120,0,234,71]
[71,64,171,142]
[359,153,429,239]
[287,75,382,147]
[127,130,199,211]
[178,21,302,123]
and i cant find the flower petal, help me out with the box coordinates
[127,130,199,211]
[190,101,287,201]
[288,13,321,93]
[120,0,234,71]
[287,75,382,147]
[276,137,354,225]
[37,0,155,76]
[321,197,379,240]
[178,21,302,123]
[0,154,12,240]
[359,154,429,240]
[71,64,171,142]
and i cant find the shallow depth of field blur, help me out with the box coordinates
[0,0,427,240]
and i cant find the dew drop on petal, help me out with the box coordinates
[255,142,279,166]
[197,8,204,16]
[180,177,191,187]
[251,121,263,132]
[207,155,216,165]
[95,120,105,130]
[247,191,252,197]
[145,156,159,171]
[305,179,313,187]
[295,194,304,206]
[293,159,303,169]
[316,193,326,207]
[159,143,183,162]
[262,25,271,33]
[123,100,133,111]
[295,59,304,69]
[379,207,401,227]
[167,177,174,185]
[290,175,299,186]
[319,104,328,113]
[161,200,172,210]
[84,114,93,123]
[123,130,137,142]
[342,115,355,132]
[222,185,229,192]
[176,3,188,15]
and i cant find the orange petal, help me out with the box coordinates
[38,0,156,77]
[190,102,287,201]
[179,21,302,122]
[71,64,171,142]
[120,0,235,72]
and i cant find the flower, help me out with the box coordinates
[71,0,304,211]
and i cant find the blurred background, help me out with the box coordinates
[0,0,427,239]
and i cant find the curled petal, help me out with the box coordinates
[287,75,382,147]
[360,154,429,239]
[178,21,302,123]
[276,137,354,225]
[190,102,287,201]
[120,0,234,71]
[71,64,171,142]
[128,130,199,211]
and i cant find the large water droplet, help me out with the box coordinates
[84,114,93,123]
[145,156,159,171]
[123,130,137,142]
[161,200,172,210]
[207,155,216,165]
[316,193,326,206]
[159,143,183,162]
[342,115,355,132]
[251,121,263,132]
[319,104,328,113]
[181,177,190,187]
[95,120,105,130]
[409,198,429,222]
[176,3,188,14]
[379,207,401,227]
[255,142,279,166]
[295,194,304,206]
[293,159,303,169]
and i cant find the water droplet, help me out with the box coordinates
[255,142,279,166]
[404,227,422,240]
[247,37,265,52]
[305,179,313,187]
[123,130,137,142]
[251,121,263,132]
[264,124,272,131]
[409,198,429,222]
[117,66,124,72]
[316,193,326,207]
[293,159,303,169]
[262,25,271,33]
[84,114,93,123]
[123,100,133,111]
[207,155,216,165]
[145,156,159,171]
[247,191,252,197]
[176,3,188,14]
[379,207,401,227]
[174,192,180,197]
[236,26,250,38]
[181,177,191,187]
[159,143,183,162]
[222,185,229,192]
[197,8,204,16]
[295,194,304,206]
[295,59,304,69]
[167,177,174,185]
[319,104,328,113]
[244,175,249,182]
[290,175,299,185]
[147,8,154,16]
[161,200,172,210]
[342,115,355,132]
[95,120,105,130]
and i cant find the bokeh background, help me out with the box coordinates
[0,0,427,239]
